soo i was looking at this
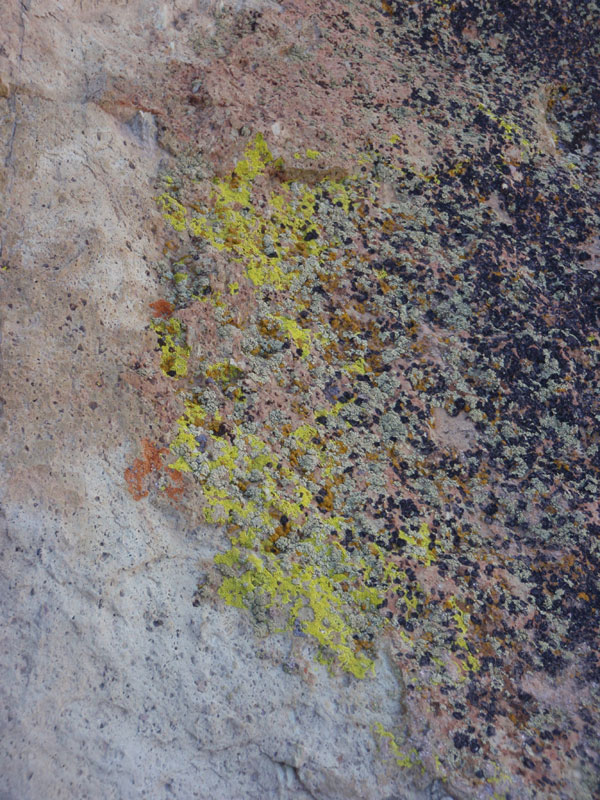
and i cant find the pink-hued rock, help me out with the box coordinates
[2,1,600,799]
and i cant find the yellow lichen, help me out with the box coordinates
[372,722,423,771]
[159,134,358,292]
[344,357,367,375]
[275,316,312,357]
[218,548,378,679]
[293,424,319,444]
[395,521,436,567]
[151,317,190,378]
[154,135,482,684]
[476,103,534,155]
[444,597,481,672]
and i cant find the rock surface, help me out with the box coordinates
[1,2,599,800]
[0,3,415,799]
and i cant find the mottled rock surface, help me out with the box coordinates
[0,3,415,799]
[1,1,599,800]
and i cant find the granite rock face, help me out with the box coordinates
[2,1,600,800]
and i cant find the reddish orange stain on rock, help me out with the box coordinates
[149,299,174,319]
[124,439,168,501]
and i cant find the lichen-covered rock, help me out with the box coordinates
[0,3,416,800]
[2,1,599,799]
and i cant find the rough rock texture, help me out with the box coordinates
[2,1,600,800]
[0,3,415,799]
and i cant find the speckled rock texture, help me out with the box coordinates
[1,1,599,799]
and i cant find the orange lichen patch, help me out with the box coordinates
[264,518,294,552]
[124,439,168,500]
[163,469,186,500]
[149,299,175,319]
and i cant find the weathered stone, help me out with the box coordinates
[2,1,600,799]
[0,2,420,799]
